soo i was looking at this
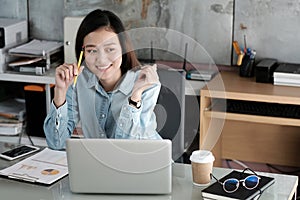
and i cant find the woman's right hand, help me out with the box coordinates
[53,63,83,107]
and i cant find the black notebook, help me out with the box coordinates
[202,170,275,200]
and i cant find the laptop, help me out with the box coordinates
[66,138,172,194]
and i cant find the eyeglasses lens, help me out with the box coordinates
[224,178,239,192]
[244,175,259,189]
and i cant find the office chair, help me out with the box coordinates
[155,68,186,162]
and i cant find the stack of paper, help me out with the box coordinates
[0,121,23,136]
[8,39,63,56]
[273,63,300,87]
[7,39,63,75]
[0,98,26,135]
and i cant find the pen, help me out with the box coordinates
[73,48,84,88]
[244,35,247,53]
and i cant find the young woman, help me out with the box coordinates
[44,9,161,150]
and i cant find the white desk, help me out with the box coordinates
[0,144,298,200]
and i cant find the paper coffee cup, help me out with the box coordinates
[190,150,215,186]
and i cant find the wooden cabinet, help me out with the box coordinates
[200,71,300,167]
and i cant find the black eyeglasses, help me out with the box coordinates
[211,168,261,193]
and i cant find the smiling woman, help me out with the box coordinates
[43,9,162,150]
[83,27,123,90]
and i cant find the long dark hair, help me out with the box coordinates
[75,9,140,75]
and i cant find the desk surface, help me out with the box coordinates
[0,145,298,200]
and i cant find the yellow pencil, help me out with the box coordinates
[73,50,84,87]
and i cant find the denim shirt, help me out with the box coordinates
[43,67,162,150]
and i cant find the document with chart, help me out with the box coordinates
[0,148,68,185]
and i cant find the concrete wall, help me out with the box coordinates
[0,0,27,19]
[234,0,300,64]
[1,0,299,66]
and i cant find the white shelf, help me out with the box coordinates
[0,68,206,95]
[0,68,56,113]
[0,68,55,84]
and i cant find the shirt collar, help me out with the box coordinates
[86,69,97,88]
[84,68,136,95]
[116,70,135,95]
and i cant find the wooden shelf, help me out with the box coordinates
[204,110,300,127]
[199,71,300,167]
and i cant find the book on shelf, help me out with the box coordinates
[0,98,26,121]
[0,148,68,185]
[0,98,25,136]
[0,121,23,135]
[202,170,275,200]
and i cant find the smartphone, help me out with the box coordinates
[0,145,40,161]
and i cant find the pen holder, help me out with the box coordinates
[239,54,255,77]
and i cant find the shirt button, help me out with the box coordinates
[58,114,62,117]
[119,123,123,127]
[101,114,106,118]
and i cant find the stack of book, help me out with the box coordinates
[273,63,300,87]
[0,98,26,136]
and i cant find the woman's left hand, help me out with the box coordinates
[131,64,159,102]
